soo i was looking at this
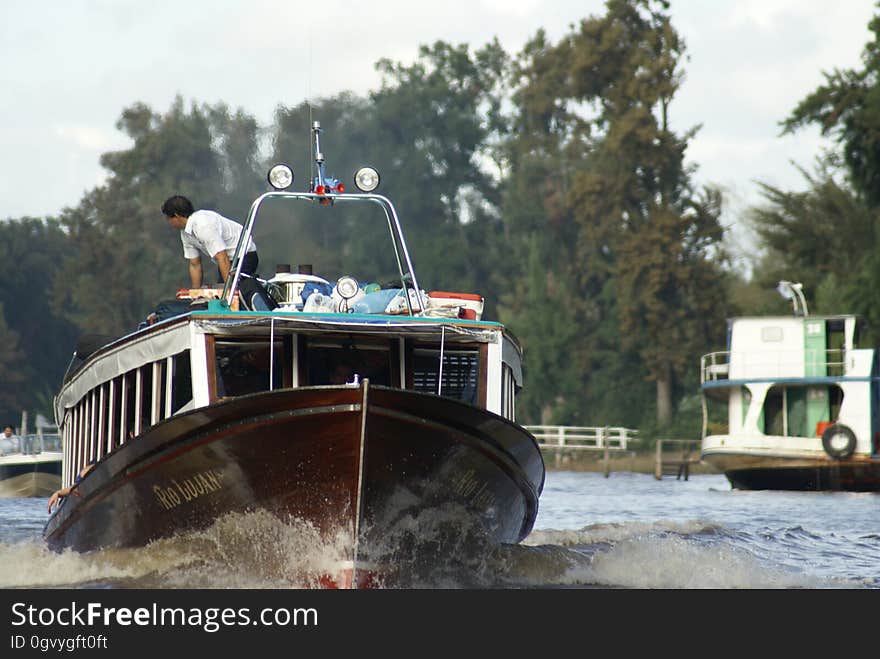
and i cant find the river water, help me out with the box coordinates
[1,471,877,589]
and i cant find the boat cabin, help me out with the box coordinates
[700,314,879,456]
[54,297,524,489]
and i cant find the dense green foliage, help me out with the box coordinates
[749,5,880,342]
[4,0,877,440]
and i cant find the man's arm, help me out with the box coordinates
[189,257,203,288]
[215,251,232,282]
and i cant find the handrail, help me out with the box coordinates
[222,191,426,315]
[524,425,638,451]
[0,433,62,456]
[700,348,848,383]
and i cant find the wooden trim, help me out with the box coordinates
[134,367,143,436]
[165,356,174,418]
[78,399,86,475]
[119,374,129,446]
[97,385,106,460]
[106,379,116,456]
[88,392,96,466]
[151,361,162,426]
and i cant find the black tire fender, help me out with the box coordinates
[821,423,857,459]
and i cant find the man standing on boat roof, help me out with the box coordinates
[161,195,259,287]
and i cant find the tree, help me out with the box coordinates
[781,9,880,208]
[53,98,262,336]
[368,40,509,298]
[0,302,26,424]
[750,155,880,336]
[0,217,79,417]
[766,7,880,339]
[504,0,729,426]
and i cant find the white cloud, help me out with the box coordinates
[0,0,876,221]
[53,124,129,152]
[478,0,543,17]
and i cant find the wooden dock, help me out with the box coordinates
[654,439,702,480]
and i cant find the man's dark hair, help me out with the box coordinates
[161,195,194,218]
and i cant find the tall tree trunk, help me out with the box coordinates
[656,363,673,425]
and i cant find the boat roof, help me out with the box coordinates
[728,314,864,323]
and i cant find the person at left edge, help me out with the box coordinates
[161,195,259,287]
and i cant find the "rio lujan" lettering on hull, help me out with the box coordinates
[151,469,225,510]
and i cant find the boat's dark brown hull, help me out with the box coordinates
[44,383,544,564]
[725,464,880,491]
[703,451,880,491]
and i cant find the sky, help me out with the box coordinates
[1,0,875,258]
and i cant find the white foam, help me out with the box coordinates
[0,510,357,589]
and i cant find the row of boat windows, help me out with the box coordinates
[63,351,192,485]
[705,384,843,438]
[758,385,843,437]
[65,337,516,483]
[211,338,484,405]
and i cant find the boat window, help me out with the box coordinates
[97,383,109,460]
[110,375,122,452]
[786,387,807,437]
[826,322,846,376]
[501,364,519,421]
[412,348,480,405]
[154,360,167,423]
[701,390,729,437]
[86,392,96,467]
[170,350,193,414]
[139,365,153,434]
[305,339,392,386]
[215,339,284,398]
[763,387,784,435]
[123,370,136,442]
[763,384,843,437]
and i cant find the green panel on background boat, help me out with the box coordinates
[804,318,826,377]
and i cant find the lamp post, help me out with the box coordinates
[776,280,808,316]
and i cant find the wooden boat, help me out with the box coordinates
[0,433,62,497]
[44,122,544,586]
[699,291,880,490]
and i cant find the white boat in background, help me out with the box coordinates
[0,431,62,497]
[700,286,880,490]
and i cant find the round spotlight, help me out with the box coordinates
[268,164,294,190]
[336,275,360,300]
[353,167,380,192]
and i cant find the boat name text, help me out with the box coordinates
[152,469,224,510]
[450,468,497,510]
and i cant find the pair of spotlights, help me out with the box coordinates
[267,165,381,192]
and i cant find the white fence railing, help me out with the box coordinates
[525,426,638,451]
[0,433,62,457]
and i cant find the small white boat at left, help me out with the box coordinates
[0,433,63,497]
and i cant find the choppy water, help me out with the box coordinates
[1,471,877,588]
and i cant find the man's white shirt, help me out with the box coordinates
[180,210,257,262]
